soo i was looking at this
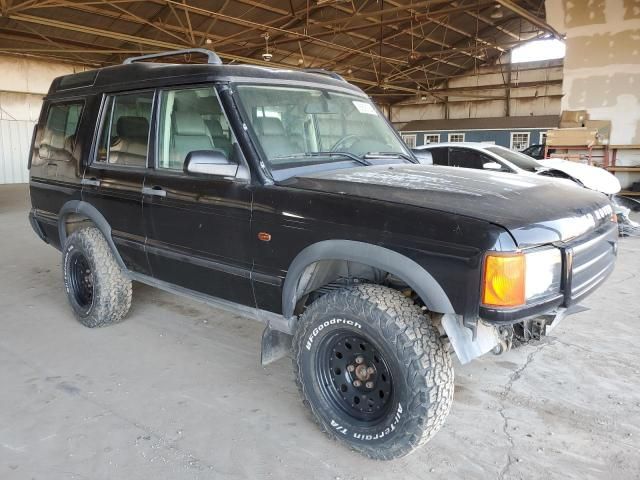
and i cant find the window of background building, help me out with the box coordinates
[510,132,530,151]
[539,132,547,144]
[401,134,416,148]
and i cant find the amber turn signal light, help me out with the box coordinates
[482,253,525,308]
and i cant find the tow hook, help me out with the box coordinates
[492,326,514,355]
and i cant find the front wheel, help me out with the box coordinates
[292,284,454,460]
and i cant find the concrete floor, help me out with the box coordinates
[0,184,639,480]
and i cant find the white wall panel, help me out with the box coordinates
[0,119,35,184]
[0,55,80,184]
[0,56,86,94]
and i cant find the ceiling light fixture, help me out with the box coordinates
[490,4,504,19]
[261,32,272,62]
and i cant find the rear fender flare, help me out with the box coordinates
[58,200,128,273]
[282,240,454,318]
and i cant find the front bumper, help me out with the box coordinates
[444,304,588,364]
[479,294,565,325]
[540,304,590,336]
[480,222,617,325]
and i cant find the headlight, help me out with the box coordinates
[524,248,562,302]
[482,248,561,308]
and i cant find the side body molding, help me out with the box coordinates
[58,200,129,273]
[282,240,455,319]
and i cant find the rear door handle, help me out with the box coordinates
[81,177,100,187]
[142,186,167,197]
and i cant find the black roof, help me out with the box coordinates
[47,62,364,98]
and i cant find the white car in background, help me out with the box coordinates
[412,142,621,195]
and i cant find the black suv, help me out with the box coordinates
[28,49,618,460]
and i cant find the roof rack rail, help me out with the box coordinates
[123,48,222,65]
[303,68,345,82]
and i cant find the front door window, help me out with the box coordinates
[157,86,238,171]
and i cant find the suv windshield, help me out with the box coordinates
[485,145,542,172]
[234,84,410,177]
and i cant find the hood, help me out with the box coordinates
[282,164,613,248]
[537,159,621,195]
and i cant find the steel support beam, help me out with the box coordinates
[495,0,563,39]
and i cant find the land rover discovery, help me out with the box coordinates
[28,49,618,460]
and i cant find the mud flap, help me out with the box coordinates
[441,314,500,365]
[261,324,293,366]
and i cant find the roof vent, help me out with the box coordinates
[123,48,222,65]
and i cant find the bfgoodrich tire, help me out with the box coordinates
[293,284,454,460]
[62,226,132,328]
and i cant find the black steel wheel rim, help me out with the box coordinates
[69,251,94,310]
[316,329,393,423]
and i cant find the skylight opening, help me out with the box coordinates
[511,39,566,63]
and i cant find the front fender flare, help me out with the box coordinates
[282,240,454,318]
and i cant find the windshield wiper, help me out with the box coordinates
[272,151,370,166]
[363,151,413,162]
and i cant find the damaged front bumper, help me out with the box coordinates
[441,304,588,364]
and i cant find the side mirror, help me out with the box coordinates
[483,161,502,171]
[184,150,238,177]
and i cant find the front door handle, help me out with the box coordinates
[81,177,100,187]
[142,186,167,197]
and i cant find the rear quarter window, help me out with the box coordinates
[35,102,83,164]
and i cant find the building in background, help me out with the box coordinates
[399,115,559,150]
[546,0,640,194]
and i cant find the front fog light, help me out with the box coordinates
[525,248,562,301]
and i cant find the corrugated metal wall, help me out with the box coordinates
[390,59,563,129]
[0,119,34,184]
[0,55,85,185]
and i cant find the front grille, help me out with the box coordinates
[566,223,618,304]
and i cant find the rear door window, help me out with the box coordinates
[449,148,488,169]
[429,147,449,166]
[39,102,83,162]
[95,91,153,167]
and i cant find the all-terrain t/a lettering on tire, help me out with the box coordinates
[62,227,132,328]
[293,284,454,460]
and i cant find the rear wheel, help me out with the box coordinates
[293,284,454,460]
[62,226,132,327]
